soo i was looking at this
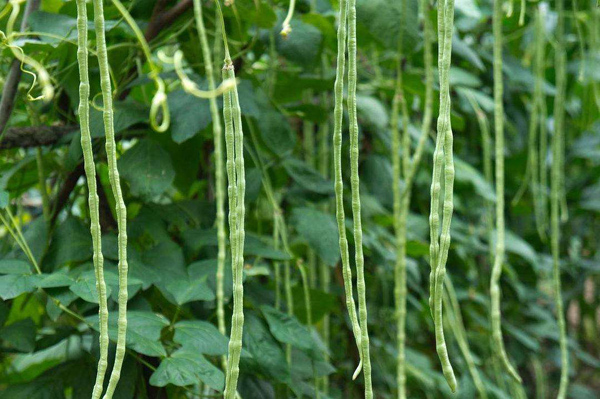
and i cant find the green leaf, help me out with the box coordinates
[454,158,496,202]
[69,269,114,303]
[45,217,92,268]
[86,311,168,357]
[242,314,290,384]
[291,207,340,266]
[28,11,77,43]
[0,318,36,352]
[275,15,323,68]
[173,320,229,355]
[119,139,176,200]
[0,190,9,208]
[167,89,212,143]
[357,95,389,133]
[283,158,333,194]
[245,234,292,260]
[0,274,38,300]
[261,305,314,351]
[257,110,296,155]
[150,348,225,391]
[291,286,337,325]
[0,259,32,274]
[35,271,74,288]
[165,275,215,305]
[356,0,419,52]
[89,100,148,138]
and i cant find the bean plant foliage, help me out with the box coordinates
[0,0,598,398]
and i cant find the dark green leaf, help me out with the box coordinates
[119,139,176,200]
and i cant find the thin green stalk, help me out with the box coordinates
[280,0,297,37]
[318,81,331,395]
[192,0,227,372]
[111,0,169,132]
[347,0,373,394]
[0,209,40,274]
[552,0,569,396]
[284,258,293,366]
[273,213,281,310]
[92,0,129,396]
[35,148,50,222]
[532,356,546,399]
[490,0,521,384]
[332,0,363,378]
[394,4,434,396]
[518,0,525,26]
[444,278,488,399]
[298,259,319,397]
[391,52,406,399]
[304,92,317,288]
[430,0,457,391]
[75,1,109,397]
[534,7,548,240]
[467,94,494,258]
[538,12,549,238]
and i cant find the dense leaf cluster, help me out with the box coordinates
[0,0,599,398]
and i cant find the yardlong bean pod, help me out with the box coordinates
[75,1,109,397]
[490,0,522,384]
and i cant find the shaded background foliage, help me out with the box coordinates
[0,0,599,398]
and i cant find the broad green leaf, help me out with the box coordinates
[28,11,77,43]
[356,0,419,52]
[89,100,148,138]
[69,269,114,304]
[0,259,32,274]
[188,259,233,299]
[291,286,337,325]
[357,95,389,133]
[504,230,538,265]
[283,158,333,194]
[119,139,176,200]
[245,234,292,260]
[242,314,290,384]
[150,348,224,391]
[45,217,92,268]
[258,110,296,155]
[87,311,169,357]
[454,158,496,201]
[167,89,211,143]
[165,275,214,305]
[35,271,74,288]
[0,274,38,300]
[291,207,340,266]
[173,320,229,355]
[261,305,314,351]
[0,318,36,352]
[275,15,323,68]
